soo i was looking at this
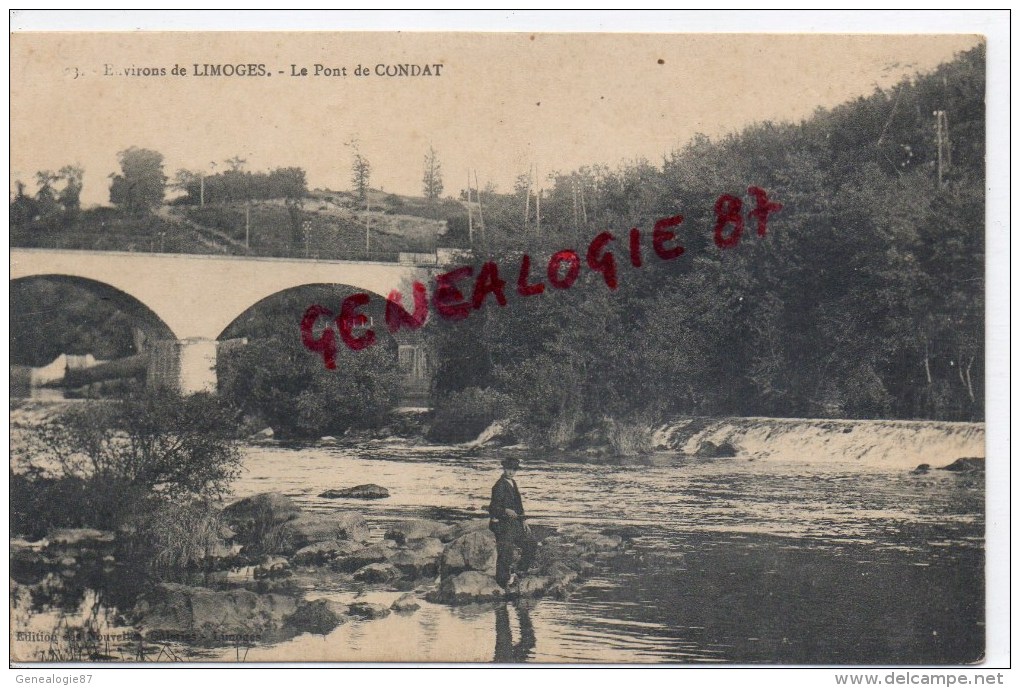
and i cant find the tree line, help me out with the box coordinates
[423,44,985,444]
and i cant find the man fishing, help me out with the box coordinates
[489,457,538,589]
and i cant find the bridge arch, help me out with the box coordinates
[10,249,432,395]
[216,282,431,403]
[11,274,181,396]
[215,281,400,343]
[11,274,177,342]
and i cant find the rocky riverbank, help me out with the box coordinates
[11,490,629,654]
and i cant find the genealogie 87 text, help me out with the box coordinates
[301,186,782,369]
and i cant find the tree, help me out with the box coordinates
[9,180,38,228]
[422,145,444,202]
[57,165,84,215]
[349,139,371,202]
[109,147,167,213]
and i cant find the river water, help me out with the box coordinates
[219,441,984,664]
[13,440,984,664]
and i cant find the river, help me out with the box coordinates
[12,439,984,664]
[217,440,984,664]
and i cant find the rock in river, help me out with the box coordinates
[222,493,300,532]
[331,542,398,573]
[433,571,504,604]
[390,538,445,578]
[384,519,452,544]
[391,593,420,613]
[285,599,345,635]
[240,512,370,555]
[353,562,400,583]
[319,484,390,500]
[292,540,363,566]
[133,583,297,636]
[440,530,497,575]
[46,528,116,546]
[939,457,984,473]
[347,602,391,620]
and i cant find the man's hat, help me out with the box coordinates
[500,456,521,469]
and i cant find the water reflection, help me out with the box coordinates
[494,602,536,663]
[13,442,985,664]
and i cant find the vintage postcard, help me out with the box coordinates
[9,25,998,668]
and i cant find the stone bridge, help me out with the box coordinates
[11,249,433,394]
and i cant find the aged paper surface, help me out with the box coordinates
[10,28,995,667]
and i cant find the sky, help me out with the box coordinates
[10,31,982,207]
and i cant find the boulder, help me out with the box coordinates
[911,463,931,474]
[347,602,391,620]
[391,593,420,613]
[251,512,370,555]
[390,538,445,578]
[939,457,984,473]
[353,562,400,583]
[434,571,504,604]
[221,493,300,535]
[694,440,737,458]
[331,543,398,573]
[517,576,553,598]
[250,427,274,441]
[319,484,390,500]
[253,556,291,580]
[444,518,492,542]
[552,526,624,554]
[441,530,497,575]
[292,540,363,566]
[284,513,368,545]
[285,599,344,635]
[384,519,453,544]
[133,583,297,636]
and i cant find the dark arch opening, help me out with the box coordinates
[213,283,427,439]
[10,275,176,399]
[217,282,399,345]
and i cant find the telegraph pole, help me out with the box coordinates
[934,110,951,188]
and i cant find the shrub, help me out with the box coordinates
[11,391,243,535]
[427,387,506,443]
[604,418,654,456]
[218,335,402,439]
[132,500,228,573]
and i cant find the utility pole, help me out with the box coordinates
[934,110,951,188]
[245,204,251,250]
[535,166,541,235]
[524,165,532,230]
[579,178,588,225]
[365,193,372,252]
[572,175,579,227]
[474,170,486,245]
[466,170,473,246]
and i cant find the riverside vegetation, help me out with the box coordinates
[11,46,985,449]
[10,393,632,660]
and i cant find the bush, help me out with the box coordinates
[132,500,228,573]
[10,470,147,539]
[218,335,402,439]
[427,387,506,443]
[604,418,654,456]
[11,391,243,535]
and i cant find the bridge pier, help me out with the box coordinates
[147,338,218,395]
